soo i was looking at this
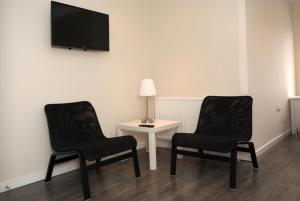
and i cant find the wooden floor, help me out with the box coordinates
[1,135,300,201]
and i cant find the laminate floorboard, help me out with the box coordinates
[1,135,300,201]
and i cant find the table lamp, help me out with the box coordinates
[139,79,157,123]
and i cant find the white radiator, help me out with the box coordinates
[154,97,203,143]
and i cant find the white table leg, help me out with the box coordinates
[148,131,157,170]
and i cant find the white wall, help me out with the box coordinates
[293,0,300,95]
[149,0,295,155]
[246,0,295,149]
[0,0,296,191]
[0,0,151,184]
[150,0,242,96]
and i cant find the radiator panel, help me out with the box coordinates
[155,97,203,141]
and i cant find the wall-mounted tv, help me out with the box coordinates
[51,1,109,51]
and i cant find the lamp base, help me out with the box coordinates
[141,118,154,124]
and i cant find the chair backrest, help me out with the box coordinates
[44,101,105,150]
[195,96,253,140]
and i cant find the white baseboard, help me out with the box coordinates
[256,129,291,156]
[137,141,146,149]
[154,130,291,162]
[156,139,171,148]
[0,143,146,194]
[0,160,79,193]
[234,129,290,161]
[0,130,290,193]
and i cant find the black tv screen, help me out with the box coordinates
[51,1,109,51]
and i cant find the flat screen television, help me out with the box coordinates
[51,1,109,51]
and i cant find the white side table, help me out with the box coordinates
[117,119,182,170]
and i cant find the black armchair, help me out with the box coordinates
[171,96,258,189]
[44,101,140,200]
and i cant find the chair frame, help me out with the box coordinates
[44,101,141,200]
[45,148,140,201]
[170,141,258,189]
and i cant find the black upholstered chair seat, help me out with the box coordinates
[173,133,249,153]
[44,101,140,200]
[170,96,258,189]
[54,136,137,160]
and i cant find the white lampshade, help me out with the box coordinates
[139,79,157,96]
